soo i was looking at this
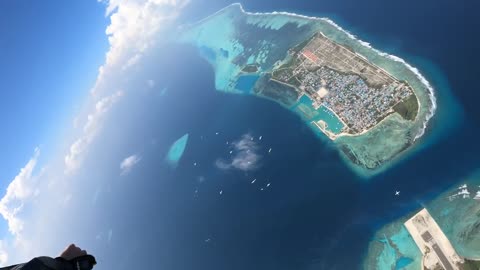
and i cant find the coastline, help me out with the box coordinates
[364,171,480,269]
[177,2,444,176]
[180,3,437,140]
[231,2,437,142]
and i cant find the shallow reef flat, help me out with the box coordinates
[364,171,480,269]
[166,133,189,167]
[363,219,421,270]
[177,3,436,176]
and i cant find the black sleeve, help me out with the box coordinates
[0,257,59,270]
[1,255,95,270]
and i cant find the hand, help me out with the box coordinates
[59,244,88,261]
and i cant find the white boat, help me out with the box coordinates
[458,184,467,190]
[474,191,480,200]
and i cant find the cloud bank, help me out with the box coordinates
[92,0,190,96]
[215,134,262,171]
[64,91,124,174]
[0,149,42,265]
[0,149,40,237]
[0,0,191,265]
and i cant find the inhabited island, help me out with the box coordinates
[268,32,419,139]
[178,3,436,175]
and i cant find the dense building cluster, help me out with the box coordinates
[299,66,413,132]
[272,32,415,134]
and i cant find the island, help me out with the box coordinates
[241,64,260,73]
[268,32,418,139]
[178,3,436,176]
[364,173,480,269]
[165,133,189,168]
[404,208,480,270]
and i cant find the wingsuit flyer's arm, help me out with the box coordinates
[0,244,96,270]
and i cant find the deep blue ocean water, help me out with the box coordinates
[80,1,480,269]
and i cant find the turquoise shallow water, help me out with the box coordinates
[364,171,480,269]
[235,75,260,93]
[291,95,344,134]
[314,106,345,134]
[174,3,478,269]
[364,220,421,270]
[166,133,189,167]
[396,257,413,269]
[178,3,442,176]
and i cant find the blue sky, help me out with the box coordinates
[0,1,108,192]
[0,0,192,265]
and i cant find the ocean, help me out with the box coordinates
[86,0,480,269]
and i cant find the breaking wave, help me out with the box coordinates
[184,3,437,141]
[235,3,437,140]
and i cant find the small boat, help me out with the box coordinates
[474,191,480,200]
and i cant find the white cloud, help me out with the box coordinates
[0,241,8,266]
[92,0,190,96]
[67,0,190,172]
[0,149,41,265]
[120,154,142,175]
[0,0,191,264]
[64,91,123,174]
[0,148,40,237]
[215,134,262,171]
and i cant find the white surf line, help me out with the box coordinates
[235,3,437,141]
[183,3,437,141]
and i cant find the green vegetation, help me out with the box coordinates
[287,76,301,88]
[272,68,293,81]
[273,57,299,73]
[461,259,480,270]
[241,64,259,73]
[289,35,313,54]
[393,94,419,121]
